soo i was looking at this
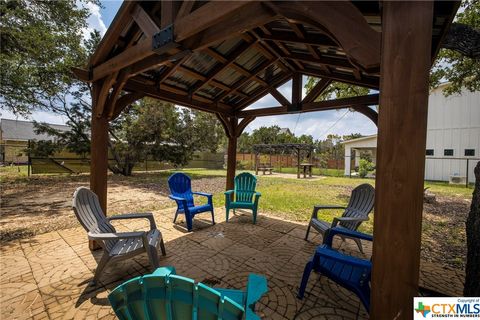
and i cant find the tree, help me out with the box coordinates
[304,79,370,101]
[0,0,96,115]
[464,161,480,296]
[430,0,480,96]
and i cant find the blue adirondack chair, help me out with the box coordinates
[225,172,261,224]
[108,266,268,320]
[168,173,214,231]
[297,227,373,312]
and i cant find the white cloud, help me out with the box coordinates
[0,109,68,125]
[80,1,107,39]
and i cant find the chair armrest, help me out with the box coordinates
[245,274,268,320]
[331,216,369,228]
[225,190,234,205]
[87,231,146,241]
[316,247,372,269]
[323,227,373,247]
[169,195,186,202]
[254,192,261,197]
[192,191,212,198]
[311,205,346,219]
[108,213,156,230]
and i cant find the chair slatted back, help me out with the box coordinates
[234,173,257,203]
[72,187,116,251]
[340,184,375,230]
[168,173,195,210]
[109,268,245,320]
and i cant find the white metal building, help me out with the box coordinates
[342,85,480,183]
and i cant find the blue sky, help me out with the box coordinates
[0,1,377,140]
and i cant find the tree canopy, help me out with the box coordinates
[430,0,480,96]
[0,0,95,115]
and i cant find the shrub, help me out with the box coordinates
[358,159,375,178]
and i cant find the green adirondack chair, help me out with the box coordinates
[108,266,268,320]
[225,172,261,224]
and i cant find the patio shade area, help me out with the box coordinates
[71,1,461,318]
[0,209,465,320]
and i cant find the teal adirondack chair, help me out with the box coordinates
[108,266,268,320]
[225,172,261,224]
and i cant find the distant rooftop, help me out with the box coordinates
[0,119,70,142]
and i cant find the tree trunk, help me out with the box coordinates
[464,161,480,296]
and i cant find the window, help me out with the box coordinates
[444,149,454,156]
[426,149,434,156]
[465,149,475,156]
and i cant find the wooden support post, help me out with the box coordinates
[297,148,301,179]
[371,2,433,318]
[89,82,110,250]
[226,133,238,191]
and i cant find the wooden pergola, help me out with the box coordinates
[253,143,314,178]
[73,1,459,318]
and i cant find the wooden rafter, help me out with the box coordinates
[237,94,379,118]
[291,72,302,105]
[258,31,337,48]
[282,52,356,70]
[267,1,381,71]
[106,68,131,119]
[124,77,232,115]
[214,58,279,103]
[177,1,195,19]
[351,105,378,125]
[302,67,379,89]
[190,40,254,95]
[235,73,292,110]
[110,92,145,120]
[131,5,160,37]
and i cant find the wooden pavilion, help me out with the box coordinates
[253,143,314,178]
[73,1,460,318]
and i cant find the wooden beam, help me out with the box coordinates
[291,72,302,105]
[106,68,130,119]
[236,116,255,137]
[111,92,145,120]
[124,78,233,115]
[90,82,109,249]
[237,94,379,117]
[236,73,292,110]
[176,1,195,19]
[371,2,434,318]
[301,67,379,89]
[203,48,228,63]
[214,58,278,103]
[131,4,160,37]
[96,73,117,117]
[191,41,254,95]
[174,1,255,42]
[268,1,380,71]
[90,1,136,66]
[178,2,277,51]
[71,67,90,82]
[351,105,378,126]
[282,52,356,70]
[92,39,152,81]
[258,32,337,48]
[161,1,175,28]
[269,88,290,107]
[302,78,332,103]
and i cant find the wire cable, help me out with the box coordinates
[318,109,350,139]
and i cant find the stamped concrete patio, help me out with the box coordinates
[0,208,464,320]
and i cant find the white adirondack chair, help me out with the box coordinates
[72,187,166,284]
